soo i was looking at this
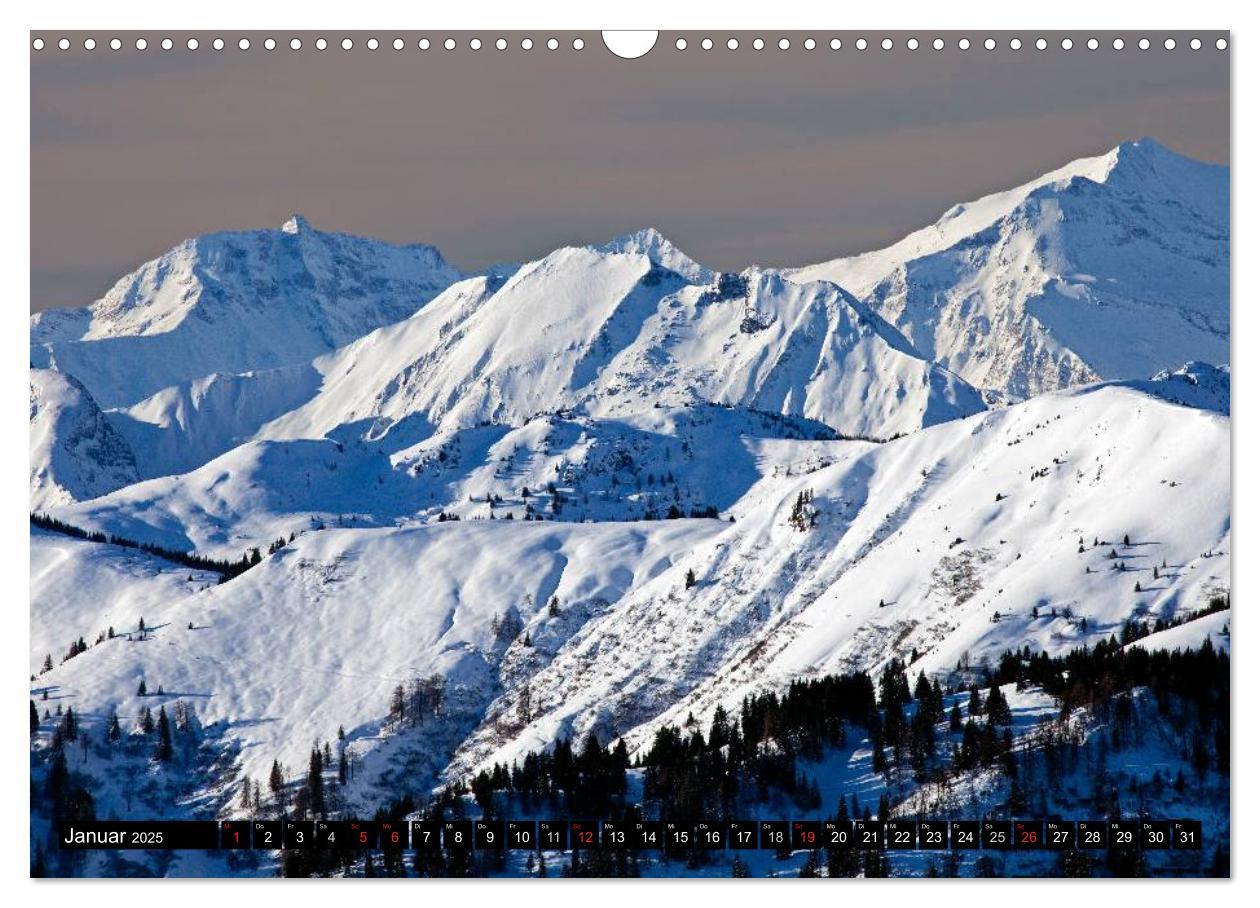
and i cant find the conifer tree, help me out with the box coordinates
[913,671,932,703]
[308,748,326,817]
[799,850,820,877]
[269,760,286,808]
[985,682,1012,726]
[788,489,816,531]
[870,726,888,774]
[154,705,173,761]
[60,706,78,741]
[517,682,533,725]
[930,678,944,716]
[390,684,405,723]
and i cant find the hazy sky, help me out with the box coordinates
[31,31,1229,312]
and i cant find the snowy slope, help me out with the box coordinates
[790,140,1228,399]
[60,232,982,494]
[258,234,984,444]
[30,215,461,408]
[30,380,1230,825]
[91,275,501,482]
[50,403,836,557]
[386,405,845,524]
[1129,608,1231,655]
[30,528,218,677]
[108,364,325,479]
[51,437,417,558]
[30,368,139,509]
[445,383,1229,775]
[33,519,724,792]
[27,173,1230,852]
[1114,361,1230,416]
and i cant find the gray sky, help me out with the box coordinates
[31,31,1229,312]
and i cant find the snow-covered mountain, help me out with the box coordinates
[28,143,1231,871]
[449,382,1231,775]
[33,229,988,553]
[30,215,461,408]
[51,402,838,557]
[108,365,325,480]
[134,232,984,453]
[30,368,139,510]
[790,139,1228,400]
[51,231,984,495]
[34,382,1230,796]
[1127,361,1230,415]
[32,517,725,788]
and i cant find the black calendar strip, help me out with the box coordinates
[56,818,1203,851]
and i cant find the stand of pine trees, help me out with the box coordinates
[31,610,1227,877]
[31,512,261,581]
[29,696,211,876]
[473,732,630,819]
[399,638,1228,878]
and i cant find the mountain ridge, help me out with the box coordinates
[29,368,140,510]
[788,139,1229,400]
[67,236,984,494]
[30,216,462,408]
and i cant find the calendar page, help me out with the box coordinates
[28,27,1230,881]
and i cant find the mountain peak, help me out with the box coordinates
[281,213,312,235]
[1116,136,1176,160]
[1107,136,1172,172]
[598,226,675,258]
[1129,135,1169,153]
[594,227,710,282]
[622,226,671,247]
[33,218,463,408]
[788,139,1228,401]
[1103,136,1226,186]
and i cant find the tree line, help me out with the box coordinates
[31,511,265,580]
